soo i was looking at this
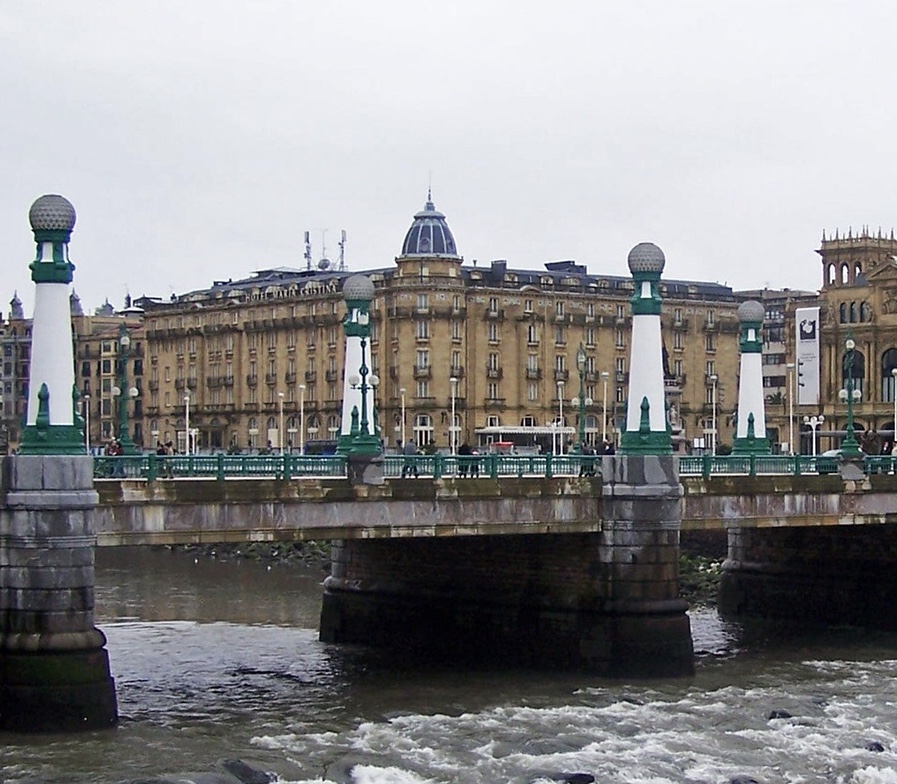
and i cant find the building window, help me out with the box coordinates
[452,320,463,341]
[615,357,626,374]
[416,380,429,398]
[488,323,499,342]
[416,320,429,340]
[587,303,595,318]
[488,297,499,313]
[527,324,539,344]
[416,349,429,369]
[706,360,715,376]
[556,301,564,317]
[487,382,500,400]
[555,326,566,345]
[706,333,715,352]
[417,293,429,311]
[528,382,538,402]
[555,355,566,372]
[585,327,596,347]
[524,299,533,313]
[615,329,625,348]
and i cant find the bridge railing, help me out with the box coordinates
[94,453,349,481]
[384,453,600,479]
[678,453,897,478]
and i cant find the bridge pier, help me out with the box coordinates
[0,455,117,732]
[320,455,693,677]
[720,522,897,628]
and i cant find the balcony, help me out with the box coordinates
[615,372,629,383]
[246,374,258,386]
[285,372,297,383]
[554,369,569,382]
[484,397,506,408]
[486,367,503,379]
[305,370,317,383]
[413,365,432,379]
[484,308,504,320]
[186,378,197,389]
[265,373,277,385]
[325,369,339,383]
[525,368,542,380]
[174,379,185,390]
[147,380,159,391]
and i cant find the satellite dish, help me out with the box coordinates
[318,257,331,270]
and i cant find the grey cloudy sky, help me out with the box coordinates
[1,1,894,314]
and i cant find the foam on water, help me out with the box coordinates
[254,660,897,784]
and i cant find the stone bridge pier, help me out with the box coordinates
[0,455,117,732]
[320,455,694,677]
[719,520,897,628]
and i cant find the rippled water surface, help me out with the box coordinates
[3,548,897,784]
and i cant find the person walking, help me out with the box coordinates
[402,439,420,478]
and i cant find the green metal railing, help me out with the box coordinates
[92,451,897,481]
[384,453,600,479]
[678,453,897,478]
[94,453,348,481]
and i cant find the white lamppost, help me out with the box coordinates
[892,368,897,455]
[299,383,306,455]
[278,391,285,454]
[803,414,825,457]
[710,374,718,454]
[449,376,458,454]
[400,387,407,445]
[83,393,90,454]
[557,379,565,455]
[786,362,796,455]
[601,370,609,442]
[184,394,191,455]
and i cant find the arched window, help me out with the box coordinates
[850,302,858,323]
[841,264,850,284]
[521,416,537,427]
[413,414,434,448]
[827,264,836,285]
[839,303,848,323]
[882,348,897,402]
[861,302,873,322]
[327,415,340,437]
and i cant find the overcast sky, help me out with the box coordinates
[2,1,894,314]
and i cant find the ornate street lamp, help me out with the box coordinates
[113,323,139,455]
[339,275,381,456]
[571,344,592,452]
[839,336,863,457]
[803,414,825,457]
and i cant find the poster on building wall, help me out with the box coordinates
[795,306,820,405]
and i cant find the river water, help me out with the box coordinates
[3,547,897,784]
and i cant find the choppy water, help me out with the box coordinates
[3,548,897,784]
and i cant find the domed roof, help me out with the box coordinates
[627,242,665,274]
[738,300,765,323]
[29,194,76,233]
[400,192,459,258]
[342,274,375,302]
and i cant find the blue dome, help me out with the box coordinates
[401,194,459,258]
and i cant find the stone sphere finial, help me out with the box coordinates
[627,242,665,274]
[342,274,375,302]
[29,194,76,233]
[738,300,766,323]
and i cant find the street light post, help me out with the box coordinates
[710,374,718,454]
[278,391,285,454]
[184,394,191,456]
[803,414,825,457]
[82,395,90,454]
[839,337,863,457]
[786,362,796,455]
[400,387,407,445]
[449,376,458,454]
[114,323,139,455]
[573,345,589,452]
[601,371,609,442]
[299,383,306,455]
[557,380,565,455]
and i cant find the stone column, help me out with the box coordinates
[596,454,694,677]
[0,455,117,731]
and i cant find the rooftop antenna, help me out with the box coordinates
[318,229,331,271]
[338,229,347,271]
[304,231,312,272]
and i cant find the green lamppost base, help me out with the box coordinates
[732,436,771,456]
[19,424,86,456]
[619,429,673,455]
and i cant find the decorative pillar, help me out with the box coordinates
[732,300,771,455]
[599,242,692,677]
[620,243,672,455]
[0,195,117,732]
